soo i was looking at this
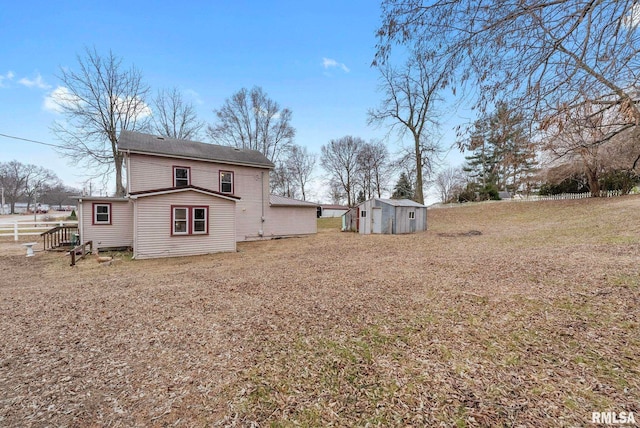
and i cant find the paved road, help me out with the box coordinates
[0,212,71,224]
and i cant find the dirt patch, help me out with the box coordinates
[0,197,639,426]
[437,229,483,237]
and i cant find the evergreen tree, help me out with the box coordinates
[463,102,537,193]
[391,172,415,200]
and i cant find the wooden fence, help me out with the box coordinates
[0,220,79,241]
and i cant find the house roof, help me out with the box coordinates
[118,131,275,169]
[269,194,319,207]
[128,185,240,201]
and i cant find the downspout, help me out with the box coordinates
[259,171,265,236]
[77,198,84,244]
[125,150,131,196]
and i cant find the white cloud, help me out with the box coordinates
[116,95,152,120]
[322,57,350,73]
[184,88,204,105]
[18,73,51,89]
[43,86,82,113]
[44,86,152,120]
[623,3,640,28]
[0,71,15,87]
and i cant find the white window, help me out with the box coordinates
[173,207,188,235]
[220,171,233,194]
[409,211,415,220]
[93,203,111,225]
[172,206,208,235]
[174,166,190,187]
[193,207,207,234]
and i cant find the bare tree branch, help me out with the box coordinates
[51,47,150,196]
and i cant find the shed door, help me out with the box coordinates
[372,208,382,234]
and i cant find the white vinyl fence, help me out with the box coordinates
[0,221,78,241]
[512,190,625,202]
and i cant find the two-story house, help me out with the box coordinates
[76,131,318,259]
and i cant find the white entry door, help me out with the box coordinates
[372,208,382,234]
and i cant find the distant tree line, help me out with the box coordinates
[0,160,79,214]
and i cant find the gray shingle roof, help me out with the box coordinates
[117,131,275,169]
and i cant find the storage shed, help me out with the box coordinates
[318,204,349,218]
[356,198,427,234]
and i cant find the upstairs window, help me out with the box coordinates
[220,171,234,194]
[174,166,190,187]
[93,203,112,225]
[172,206,208,236]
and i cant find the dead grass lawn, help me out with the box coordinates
[1,196,639,427]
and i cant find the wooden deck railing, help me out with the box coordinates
[70,241,93,266]
[41,225,79,251]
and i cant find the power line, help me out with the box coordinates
[0,132,61,148]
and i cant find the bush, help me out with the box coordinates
[479,183,500,201]
[600,170,639,194]
[68,210,77,221]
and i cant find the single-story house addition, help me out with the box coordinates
[344,198,427,234]
[77,131,318,260]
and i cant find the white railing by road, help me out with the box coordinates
[0,220,79,241]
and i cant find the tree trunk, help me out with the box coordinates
[586,168,600,197]
[414,135,424,204]
[114,153,126,197]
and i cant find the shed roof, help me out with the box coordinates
[321,204,349,210]
[269,194,319,207]
[375,198,427,208]
[118,131,275,169]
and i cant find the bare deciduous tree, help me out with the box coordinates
[0,161,59,213]
[434,166,465,203]
[376,1,640,159]
[270,162,298,199]
[22,166,58,211]
[286,144,316,201]
[321,136,364,207]
[152,87,204,140]
[41,183,81,210]
[207,86,295,164]
[356,140,390,200]
[368,51,448,204]
[327,178,347,205]
[542,102,640,196]
[52,47,150,196]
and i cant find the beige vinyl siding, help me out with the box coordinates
[127,154,269,242]
[133,191,235,260]
[80,200,133,249]
[235,170,269,241]
[264,206,317,237]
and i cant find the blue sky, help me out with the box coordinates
[0,1,466,201]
